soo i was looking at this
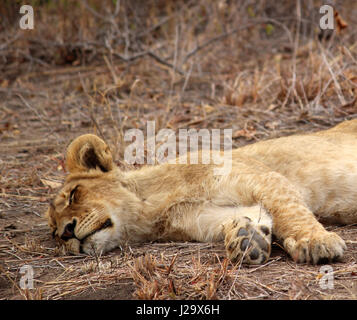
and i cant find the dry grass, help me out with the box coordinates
[1,0,357,300]
[1,235,357,300]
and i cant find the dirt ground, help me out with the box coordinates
[1,1,357,300]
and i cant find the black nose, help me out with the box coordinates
[61,220,77,241]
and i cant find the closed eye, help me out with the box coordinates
[69,185,79,205]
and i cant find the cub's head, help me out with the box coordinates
[46,134,139,256]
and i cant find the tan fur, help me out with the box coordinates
[46,119,357,264]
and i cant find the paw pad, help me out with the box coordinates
[225,218,272,265]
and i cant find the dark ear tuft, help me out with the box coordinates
[82,147,109,172]
[66,134,114,173]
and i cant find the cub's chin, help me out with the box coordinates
[80,229,119,256]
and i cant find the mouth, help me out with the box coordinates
[78,218,113,253]
[52,218,113,254]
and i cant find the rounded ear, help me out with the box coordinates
[66,134,114,173]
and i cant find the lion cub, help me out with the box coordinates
[46,120,357,264]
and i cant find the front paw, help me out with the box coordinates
[283,231,346,264]
[224,217,271,265]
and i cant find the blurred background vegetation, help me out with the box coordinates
[1,0,357,146]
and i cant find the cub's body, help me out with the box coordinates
[46,120,357,264]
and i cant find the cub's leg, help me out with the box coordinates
[224,165,346,264]
[222,206,272,264]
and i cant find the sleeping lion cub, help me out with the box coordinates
[46,119,357,265]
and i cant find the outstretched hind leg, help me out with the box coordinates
[223,206,272,264]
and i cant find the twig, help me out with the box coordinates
[0,32,22,51]
[0,87,47,98]
[281,0,301,109]
[113,0,121,17]
[134,16,172,40]
[147,51,184,75]
[0,264,22,292]
[113,50,184,75]
[247,257,282,273]
[182,18,292,64]
[16,94,52,130]
[79,0,113,23]
[320,48,347,106]
[0,193,45,200]
[183,27,244,64]
[112,51,148,62]
[78,72,106,141]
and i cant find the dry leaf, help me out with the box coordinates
[233,127,257,140]
[41,178,62,189]
[334,11,348,33]
[203,104,214,113]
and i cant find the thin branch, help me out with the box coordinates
[320,48,347,106]
[79,0,113,23]
[113,50,184,75]
[0,32,22,51]
[134,16,172,40]
[78,72,106,141]
[147,51,184,75]
[17,94,54,133]
[113,0,121,17]
[183,18,295,64]
[183,27,244,64]
[112,51,148,62]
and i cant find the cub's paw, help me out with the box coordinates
[224,217,272,265]
[283,231,346,264]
